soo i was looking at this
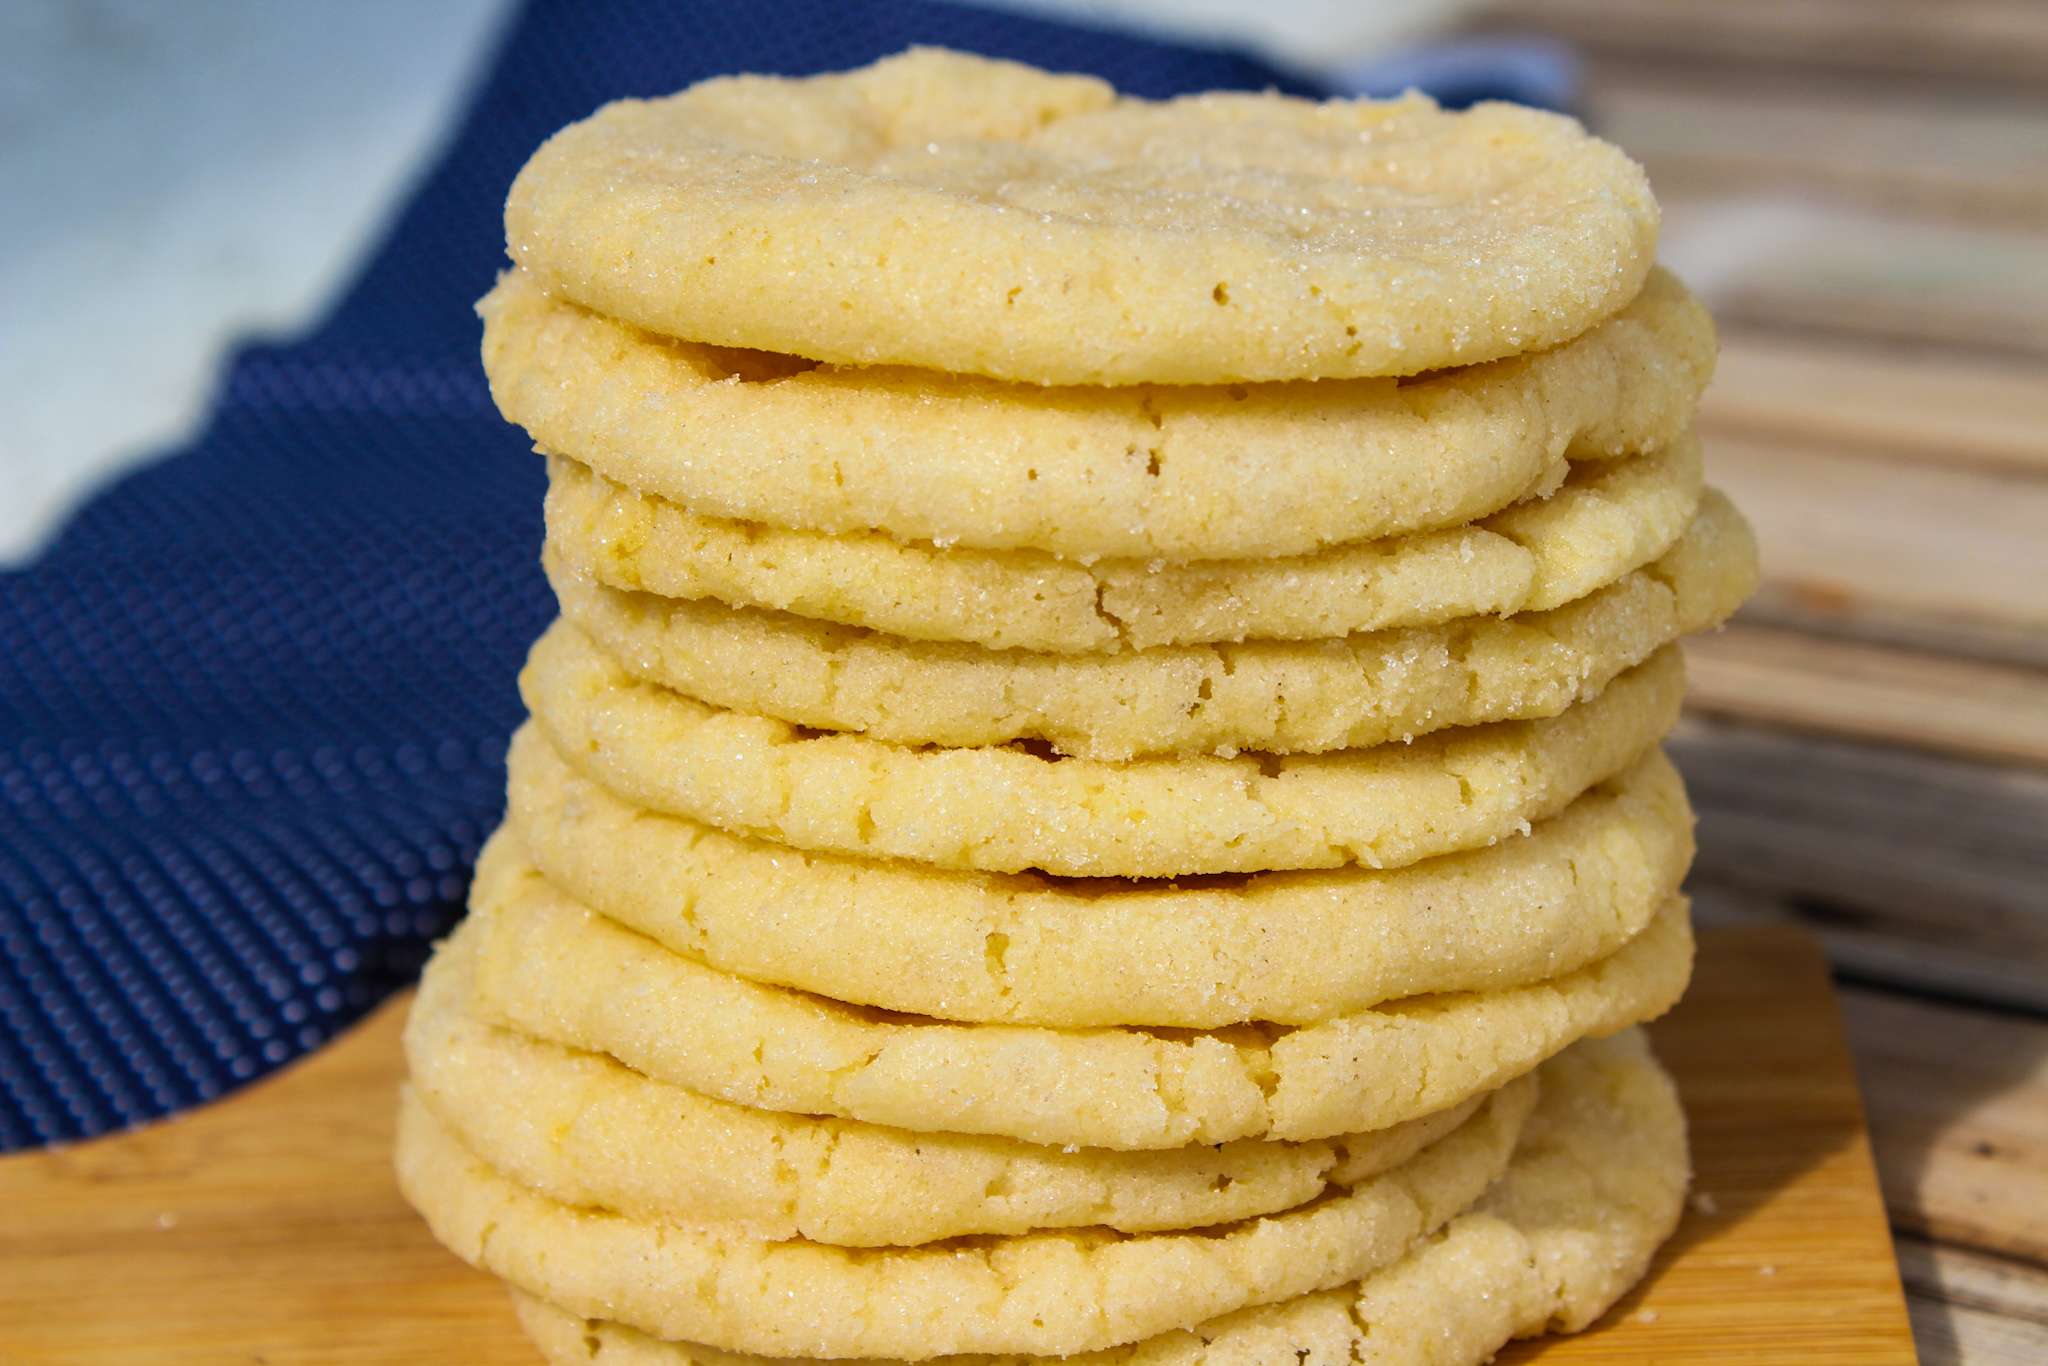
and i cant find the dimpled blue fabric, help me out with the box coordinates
[0,0,1322,1151]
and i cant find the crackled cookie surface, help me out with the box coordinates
[401,1069,1535,1358]
[506,734,1693,1028]
[504,49,1657,386]
[547,492,1756,760]
[463,835,1693,1148]
[484,267,1710,561]
[508,1030,1687,1366]
[522,625,1685,878]
[408,929,1494,1246]
[543,435,1703,653]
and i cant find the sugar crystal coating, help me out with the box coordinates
[541,434,1703,653]
[408,926,1496,1247]
[546,493,1757,761]
[398,1055,1538,1356]
[463,831,1694,1149]
[505,49,1658,386]
[481,267,1711,562]
[504,1031,1688,1366]
[521,623,1687,879]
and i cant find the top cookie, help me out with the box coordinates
[505,48,1659,385]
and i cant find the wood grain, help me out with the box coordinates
[1842,987,2048,1266]
[1470,0,2048,86]
[1684,625,2048,767]
[1663,194,2048,356]
[1898,1238,2048,1366]
[1496,928,1916,1363]
[1586,73,2048,227]
[1704,337,2048,478]
[0,928,1913,1364]
[1692,882,2048,1020]
[1706,434,2048,639]
[1672,716,2048,1009]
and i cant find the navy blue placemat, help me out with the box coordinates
[0,0,1561,1150]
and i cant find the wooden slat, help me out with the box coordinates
[1468,0,2048,86]
[1740,586,2048,674]
[1840,987,2048,1267]
[1672,715,2048,1007]
[1587,71,2048,226]
[1705,336,2048,478]
[1695,426,2048,667]
[1674,717,2048,924]
[1910,1294,2048,1366]
[1657,192,2048,357]
[1692,881,2048,1017]
[1705,432,2048,643]
[1683,625,2048,767]
[1898,1237,2048,1366]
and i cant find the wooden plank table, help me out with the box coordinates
[1467,4,2048,1357]
[0,926,1913,1363]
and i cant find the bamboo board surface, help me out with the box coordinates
[0,926,1913,1364]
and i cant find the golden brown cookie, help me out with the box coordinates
[483,267,1710,561]
[522,624,1685,877]
[465,835,1693,1149]
[508,1031,1687,1366]
[503,49,1658,386]
[506,732,1694,1028]
[546,492,1755,760]
[541,435,1703,652]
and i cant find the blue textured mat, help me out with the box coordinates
[0,0,1560,1149]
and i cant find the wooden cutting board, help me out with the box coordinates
[0,926,1915,1364]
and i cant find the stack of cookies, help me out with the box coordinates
[397,50,1759,1364]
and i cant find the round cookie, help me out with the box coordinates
[466,839,1693,1148]
[504,49,1657,387]
[510,1029,1687,1366]
[399,1070,1536,1359]
[408,926,1496,1246]
[506,732,1695,1028]
[546,491,1755,760]
[543,434,1704,653]
[524,623,1683,878]
[483,265,1711,562]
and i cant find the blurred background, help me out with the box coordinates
[2,2,2043,1360]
